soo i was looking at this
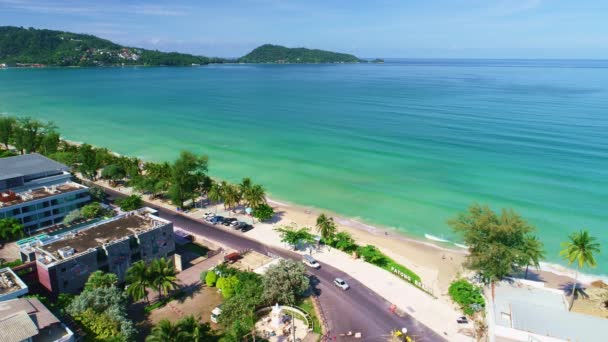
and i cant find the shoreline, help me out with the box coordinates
[6,132,607,286]
[265,195,608,289]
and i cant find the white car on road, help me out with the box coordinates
[334,278,349,290]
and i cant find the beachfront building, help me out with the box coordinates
[0,153,90,234]
[489,279,608,342]
[0,297,74,342]
[20,208,174,294]
[0,267,28,302]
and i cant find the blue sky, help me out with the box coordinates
[1,0,607,58]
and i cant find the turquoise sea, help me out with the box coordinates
[0,60,606,274]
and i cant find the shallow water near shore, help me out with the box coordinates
[1,60,607,275]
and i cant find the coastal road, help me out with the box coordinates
[103,188,445,341]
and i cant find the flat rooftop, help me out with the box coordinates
[494,281,608,342]
[38,212,167,261]
[0,267,27,297]
[0,153,68,182]
[0,182,85,208]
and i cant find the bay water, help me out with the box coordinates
[0,60,606,274]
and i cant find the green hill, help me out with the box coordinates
[0,26,225,66]
[238,44,361,64]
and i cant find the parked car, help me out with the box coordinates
[222,217,237,226]
[239,224,253,232]
[210,304,223,323]
[303,254,320,269]
[334,278,349,290]
[229,220,242,229]
[210,216,224,224]
[456,316,469,324]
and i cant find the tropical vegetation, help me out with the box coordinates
[84,270,118,290]
[238,44,361,63]
[261,259,310,305]
[560,229,601,310]
[448,279,485,316]
[316,213,337,240]
[67,272,136,341]
[146,316,218,342]
[252,203,274,221]
[115,195,143,211]
[275,225,315,248]
[0,218,24,242]
[449,204,544,286]
[0,26,225,66]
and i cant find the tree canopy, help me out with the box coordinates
[261,259,309,305]
[168,151,208,208]
[0,218,24,242]
[238,44,361,63]
[0,26,225,66]
[449,204,543,283]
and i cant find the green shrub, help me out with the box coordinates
[330,231,358,253]
[448,279,485,316]
[253,203,274,221]
[0,259,23,268]
[217,275,240,299]
[62,209,83,225]
[115,195,143,211]
[205,270,218,287]
[357,245,388,266]
[81,202,105,219]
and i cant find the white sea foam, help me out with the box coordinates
[424,233,450,243]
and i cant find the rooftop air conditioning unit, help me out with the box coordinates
[58,247,75,258]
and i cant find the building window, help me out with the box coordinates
[63,280,68,288]
[61,267,66,272]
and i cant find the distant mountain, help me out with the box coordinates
[238,44,361,64]
[0,26,225,67]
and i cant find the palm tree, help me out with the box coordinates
[522,235,545,279]
[146,319,180,342]
[84,270,118,290]
[240,177,252,197]
[149,258,179,300]
[316,213,337,240]
[176,316,214,342]
[245,184,266,209]
[126,260,151,303]
[219,181,229,209]
[207,183,222,214]
[223,184,242,212]
[560,229,601,310]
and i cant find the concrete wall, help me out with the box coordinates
[104,238,132,282]
[137,223,175,263]
[44,250,98,294]
[39,219,175,294]
[494,325,565,342]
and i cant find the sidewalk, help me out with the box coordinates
[89,179,472,341]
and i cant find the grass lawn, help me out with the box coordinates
[181,243,210,256]
[297,297,322,334]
